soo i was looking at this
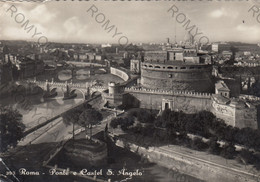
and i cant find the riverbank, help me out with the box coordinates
[113,134,260,182]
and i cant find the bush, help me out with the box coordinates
[177,131,191,146]
[159,109,260,152]
[253,153,260,170]
[110,117,134,131]
[191,137,209,151]
[110,118,119,129]
[220,143,237,159]
[128,108,156,123]
[154,117,162,127]
[208,137,221,155]
[237,149,255,165]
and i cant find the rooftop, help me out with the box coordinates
[212,94,230,104]
[215,81,230,91]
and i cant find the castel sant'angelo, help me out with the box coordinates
[104,34,260,129]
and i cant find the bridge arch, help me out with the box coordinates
[61,88,86,100]
[15,84,26,93]
[26,80,88,100]
[91,91,102,98]
[96,68,107,74]
[32,86,44,94]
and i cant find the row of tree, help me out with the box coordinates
[0,102,103,154]
[62,104,103,140]
[156,110,260,151]
[126,124,260,169]
[110,108,260,152]
[111,108,260,169]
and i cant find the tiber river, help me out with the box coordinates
[0,90,83,131]
[0,83,203,182]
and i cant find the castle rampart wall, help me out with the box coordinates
[211,100,236,126]
[124,87,211,112]
[235,107,258,129]
[211,98,258,129]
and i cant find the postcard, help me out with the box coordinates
[0,1,260,182]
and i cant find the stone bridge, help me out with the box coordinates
[20,80,108,98]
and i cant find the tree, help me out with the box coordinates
[61,108,82,140]
[191,137,209,151]
[220,142,237,159]
[110,118,120,129]
[0,106,25,152]
[208,137,221,155]
[120,117,134,131]
[238,149,255,165]
[78,109,103,140]
[136,109,155,123]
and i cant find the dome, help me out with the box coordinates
[183,32,194,44]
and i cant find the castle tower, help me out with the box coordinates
[108,82,116,96]
[104,82,124,107]
[215,80,230,98]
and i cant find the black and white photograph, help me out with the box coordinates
[0,1,260,181]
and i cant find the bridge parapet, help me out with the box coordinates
[26,79,108,96]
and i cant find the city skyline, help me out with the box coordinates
[0,1,260,45]
[1,1,260,182]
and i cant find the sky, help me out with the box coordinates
[0,1,260,44]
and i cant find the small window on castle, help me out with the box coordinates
[149,65,153,68]
[224,93,227,96]
[169,74,172,78]
[175,67,178,69]
[167,66,173,69]
[190,67,194,69]
[180,67,186,69]
[155,66,160,69]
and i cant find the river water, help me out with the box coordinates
[0,83,203,182]
[0,90,84,131]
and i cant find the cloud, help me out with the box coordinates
[210,8,238,19]
[63,16,88,37]
[236,24,260,34]
[29,4,56,24]
[2,3,57,25]
[3,27,29,40]
[63,17,82,34]
[0,2,259,43]
[210,8,225,18]
[235,24,260,42]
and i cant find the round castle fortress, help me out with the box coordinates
[138,44,214,92]
[106,41,259,129]
[141,61,213,92]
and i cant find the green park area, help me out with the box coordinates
[110,108,260,171]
